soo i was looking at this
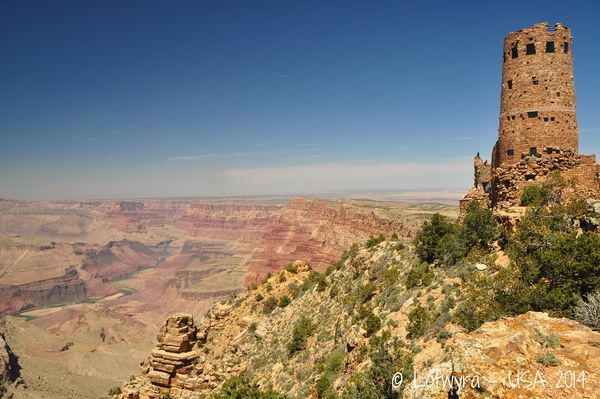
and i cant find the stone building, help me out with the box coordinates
[460,22,600,217]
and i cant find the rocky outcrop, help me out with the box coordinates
[405,312,600,398]
[0,333,21,386]
[125,314,200,399]
[458,187,491,220]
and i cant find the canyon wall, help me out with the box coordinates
[0,197,432,316]
[0,268,87,314]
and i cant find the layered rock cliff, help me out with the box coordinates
[0,268,87,314]
[246,198,422,283]
[1,198,429,316]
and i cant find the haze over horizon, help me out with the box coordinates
[1,0,600,200]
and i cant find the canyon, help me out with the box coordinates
[0,196,453,398]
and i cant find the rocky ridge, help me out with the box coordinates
[118,241,600,399]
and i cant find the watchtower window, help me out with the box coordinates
[507,80,513,89]
[507,149,515,156]
[546,41,555,53]
[530,147,537,156]
[564,42,569,53]
[511,46,518,59]
[527,111,538,118]
[526,43,536,55]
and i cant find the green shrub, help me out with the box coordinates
[313,350,345,398]
[362,311,382,337]
[261,272,273,285]
[313,350,346,398]
[435,231,464,266]
[435,329,452,345]
[287,282,301,299]
[535,329,560,349]
[263,296,278,314]
[278,295,291,308]
[353,282,377,306]
[213,374,288,398]
[521,185,544,206]
[460,201,498,253]
[255,293,264,302]
[316,275,328,292]
[248,322,258,333]
[327,244,360,275]
[391,232,399,240]
[340,330,413,398]
[508,206,600,316]
[394,241,406,251]
[414,213,455,263]
[440,295,456,313]
[284,263,299,274]
[414,203,497,266]
[315,376,333,399]
[406,304,430,339]
[366,234,386,249]
[108,387,122,396]
[383,267,400,287]
[536,352,561,367]
[287,316,315,356]
[405,264,434,289]
[299,271,327,293]
[317,350,345,375]
[453,200,600,332]
[453,267,517,332]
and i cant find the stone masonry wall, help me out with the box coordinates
[491,148,600,208]
[496,22,578,166]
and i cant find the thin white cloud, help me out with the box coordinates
[74,136,96,142]
[276,73,295,79]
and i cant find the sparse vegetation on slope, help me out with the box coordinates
[119,200,600,399]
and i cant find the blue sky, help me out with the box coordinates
[1,0,599,199]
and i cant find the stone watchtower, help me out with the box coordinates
[460,22,600,217]
[493,22,578,167]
